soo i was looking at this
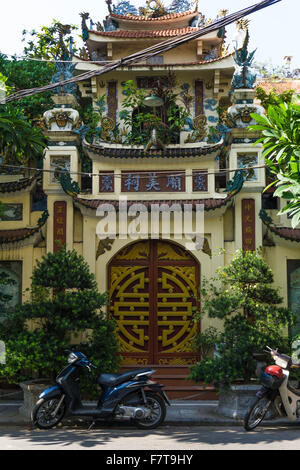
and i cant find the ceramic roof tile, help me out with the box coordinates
[90,27,199,38]
[110,10,195,21]
[74,196,233,212]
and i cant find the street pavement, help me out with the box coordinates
[1,424,300,450]
[0,399,297,426]
[1,400,300,451]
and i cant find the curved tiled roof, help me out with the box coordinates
[74,195,234,212]
[110,10,196,22]
[0,227,41,244]
[267,225,300,242]
[260,209,300,243]
[0,176,36,194]
[83,141,224,159]
[0,210,48,245]
[89,27,200,38]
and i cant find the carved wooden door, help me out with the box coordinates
[108,240,200,366]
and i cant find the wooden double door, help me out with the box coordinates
[108,240,200,366]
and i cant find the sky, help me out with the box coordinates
[0,0,299,69]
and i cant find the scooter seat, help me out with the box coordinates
[98,368,153,387]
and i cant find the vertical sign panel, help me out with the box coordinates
[195,80,204,117]
[53,201,67,253]
[107,81,117,124]
[242,199,256,251]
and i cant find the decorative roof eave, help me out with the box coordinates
[0,210,49,248]
[260,210,300,244]
[82,139,224,160]
[74,52,235,72]
[109,10,198,22]
[88,27,201,38]
[0,176,37,196]
[73,195,234,219]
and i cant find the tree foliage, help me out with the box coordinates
[250,94,300,228]
[22,20,79,60]
[0,247,120,396]
[190,250,294,389]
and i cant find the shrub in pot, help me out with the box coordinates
[190,249,294,417]
[0,246,120,411]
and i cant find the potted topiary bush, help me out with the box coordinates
[190,249,294,419]
[0,246,120,419]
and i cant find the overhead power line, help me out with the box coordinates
[3,0,282,103]
[0,161,276,180]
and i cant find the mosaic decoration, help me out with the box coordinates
[237,152,258,181]
[288,262,300,335]
[232,28,257,89]
[0,262,22,320]
[184,114,207,143]
[0,204,23,221]
[50,156,71,184]
[168,0,191,13]
[113,1,138,15]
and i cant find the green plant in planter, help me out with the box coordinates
[0,246,120,398]
[119,76,189,146]
[190,249,294,390]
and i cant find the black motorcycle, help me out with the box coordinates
[32,351,170,430]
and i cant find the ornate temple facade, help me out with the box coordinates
[1,0,299,396]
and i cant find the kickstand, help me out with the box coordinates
[88,420,96,431]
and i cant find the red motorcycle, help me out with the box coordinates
[244,346,300,431]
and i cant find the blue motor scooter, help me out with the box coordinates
[32,351,170,429]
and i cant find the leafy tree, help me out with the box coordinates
[255,86,295,109]
[190,250,294,389]
[22,20,79,60]
[0,104,48,164]
[0,53,54,119]
[250,94,300,228]
[0,247,120,397]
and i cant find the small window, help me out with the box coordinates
[262,193,279,210]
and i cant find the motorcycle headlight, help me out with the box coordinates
[68,352,78,364]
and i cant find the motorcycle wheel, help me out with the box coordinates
[133,391,166,430]
[243,396,272,431]
[32,396,66,430]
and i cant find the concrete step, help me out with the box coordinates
[120,365,216,400]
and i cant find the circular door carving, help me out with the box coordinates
[109,240,200,365]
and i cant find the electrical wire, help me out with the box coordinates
[2,0,282,103]
[0,161,276,180]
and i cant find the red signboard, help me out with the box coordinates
[121,170,185,193]
[53,201,67,252]
[242,199,255,251]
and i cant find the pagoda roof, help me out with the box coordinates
[110,10,197,22]
[0,176,37,195]
[89,26,199,38]
[0,210,48,247]
[74,194,235,212]
[83,140,224,159]
[260,209,300,244]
